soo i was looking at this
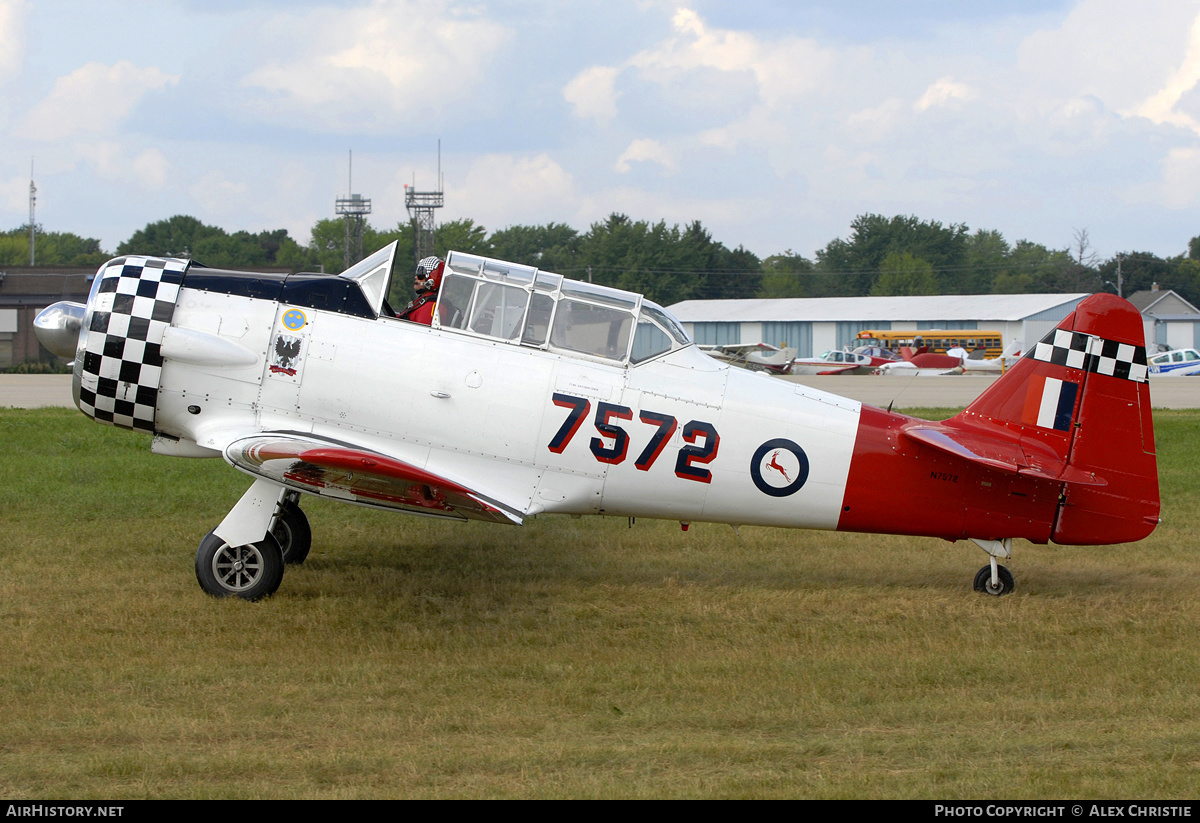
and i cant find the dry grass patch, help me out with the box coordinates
[1,408,1199,798]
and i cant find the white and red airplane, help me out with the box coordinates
[33,243,1160,600]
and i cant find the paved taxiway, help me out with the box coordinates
[4,373,1199,410]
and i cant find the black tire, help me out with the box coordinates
[271,504,312,565]
[195,530,285,601]
[973,564,1015,596]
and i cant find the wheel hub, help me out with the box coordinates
[213,544,263,591]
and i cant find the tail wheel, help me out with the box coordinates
[271,504,312,565]
[195,530,284,601]
[973,564,1015,596]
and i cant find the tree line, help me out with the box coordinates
[6,213,1200,309]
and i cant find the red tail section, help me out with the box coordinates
[957,293,1159,544]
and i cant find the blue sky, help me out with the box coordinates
[2,0,1199,264]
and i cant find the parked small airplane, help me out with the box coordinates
[876,340,1024,376]
[788,348,882,375]
[700,342,797,374]
[1147,347,1200,377]
[34,244,1159,600]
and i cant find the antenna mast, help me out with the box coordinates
[405,140,445,263]
[334,149,371,270]
[28,158,36,266]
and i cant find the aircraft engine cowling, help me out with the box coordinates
[75,256,188,432]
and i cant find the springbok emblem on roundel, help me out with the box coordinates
[750,439,810,497]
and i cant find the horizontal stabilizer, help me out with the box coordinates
[225,432,525,525]
[901,423,1106,486]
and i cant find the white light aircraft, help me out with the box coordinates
[1147,348,1200,377]
[34,244,1160,600]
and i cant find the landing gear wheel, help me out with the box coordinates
[973,564,1015,596]
[195,530,285,601]
[271,503,311,565]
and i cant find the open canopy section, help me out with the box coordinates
[339,241,400,317]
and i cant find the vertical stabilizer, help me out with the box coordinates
[956,294,1158,544]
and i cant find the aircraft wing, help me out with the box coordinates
[224,432,526,524]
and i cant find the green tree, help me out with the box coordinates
[488,223,580,274]
[871,251,937,295]
[118,215,223,257]
[759,251,815,298]
[1098,252,1187,303]
[1,225,107,266]
[574,213,757,306]
[433,218,489,258]
[992,241,1071,293]
[0,234,27,265]
[816,213,970,295]
[117,216,303,269]
[964,229,1011,293]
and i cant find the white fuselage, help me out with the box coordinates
[156,287,863,530]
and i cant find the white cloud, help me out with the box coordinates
[845,98,907,143]
[451,153,575,229]
[1126,9,1200,134]
[1,173,28,213]
[1160,147,1200,208]
[18,60,179,141]
[131,149,169,189]
[614,138,675,173]
[0,0,28,82]
[1017,0,1200,115]
[190,171,250,216]
[563,66,620,123]
[240,0,509,130]
[72,142,170,190]
[74,142,123,179]
[562,5,842,128]
[914,77,975,112]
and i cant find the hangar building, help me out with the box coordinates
[666,293,1091,357]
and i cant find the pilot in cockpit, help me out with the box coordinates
[397,256,444,325]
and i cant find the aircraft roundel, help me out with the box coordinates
[283,308,307,331]
[750,439,810,497]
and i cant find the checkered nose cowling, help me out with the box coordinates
[77,256,188,432]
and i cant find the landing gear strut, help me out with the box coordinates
[195,483,312,599]
[270,493,311,565]
[970,538,1015,596]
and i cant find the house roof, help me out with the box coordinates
[1125,289,1200,315]
[667,293,1091,324]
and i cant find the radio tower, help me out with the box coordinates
[405,141,444,263]
[28,159,36,266]
[334,150,371,270]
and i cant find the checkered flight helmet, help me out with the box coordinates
[414,256,444,292]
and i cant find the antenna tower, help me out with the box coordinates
[28,159,36,266]
[334,150,371,270]
[405,141,444,263]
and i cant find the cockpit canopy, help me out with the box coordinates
[427,251,692,365]
[335,244,692,365]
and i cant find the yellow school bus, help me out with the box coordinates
[855,329,1004,357]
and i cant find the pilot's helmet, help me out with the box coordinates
[414,256,444,292]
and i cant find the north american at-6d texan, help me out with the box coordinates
[34,242,1160,600]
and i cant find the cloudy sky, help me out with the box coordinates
[3,0,1200,262]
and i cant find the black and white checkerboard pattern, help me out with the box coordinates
[1028,328,1148,383]
[78,256,187,432]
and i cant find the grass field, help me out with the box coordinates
[1,407,1198,799]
